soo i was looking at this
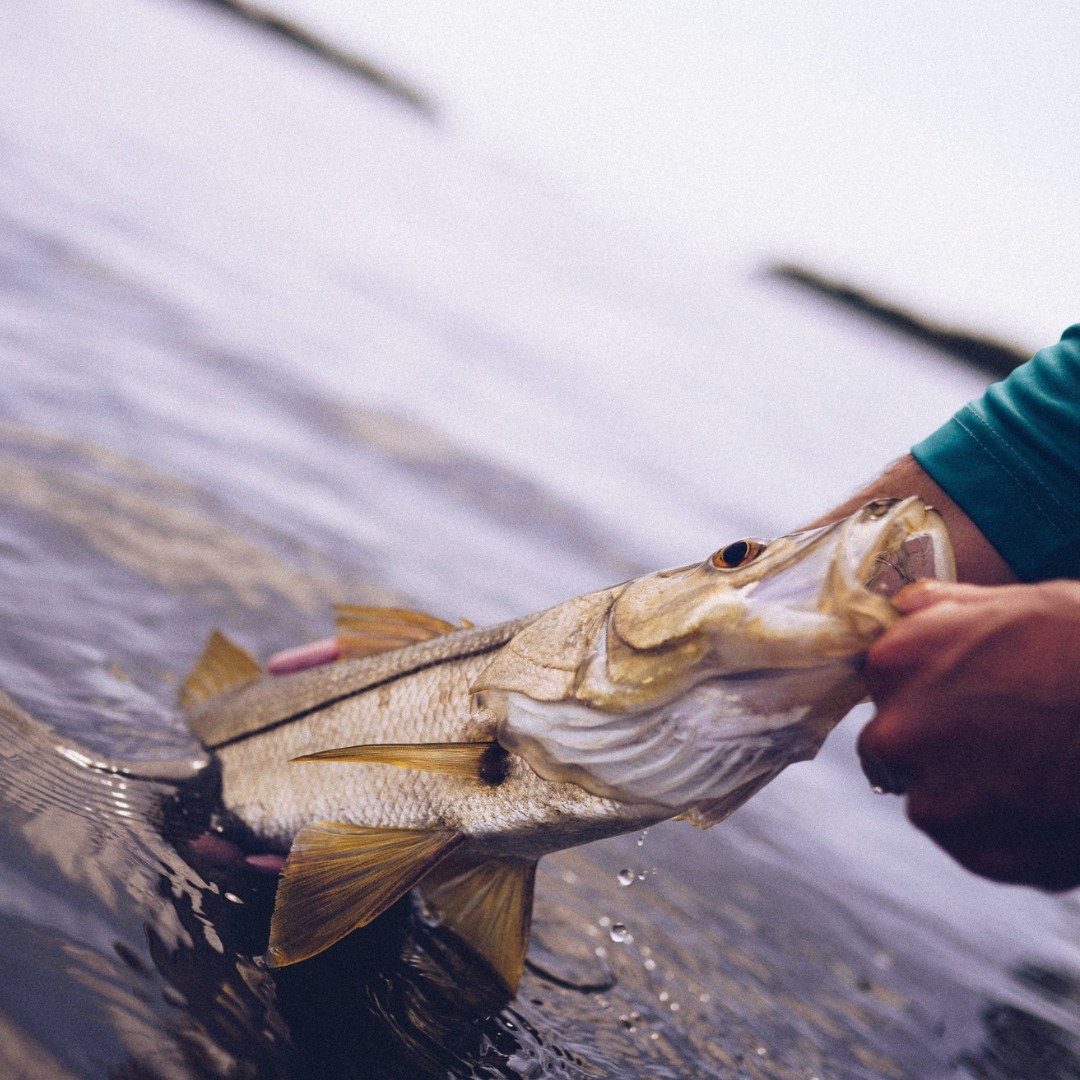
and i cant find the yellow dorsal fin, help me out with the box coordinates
[179,630,262,709]
[291,741,509,784]
[420,858,538,993]
[332,604,461,657]
[267,824,465,967]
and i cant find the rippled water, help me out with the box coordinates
[2,1,1080,1077]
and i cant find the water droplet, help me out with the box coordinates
[643,957,656,971]
[658,990,670,1002]
[872,785,886,795]
[609,923,631,943]
[598,915,611,927]
[617,868,635,886]
[636,828,649,847]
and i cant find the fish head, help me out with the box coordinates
[480,497,953,820]
[600,495,952,701]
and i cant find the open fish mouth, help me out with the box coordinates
[865,527,949,598]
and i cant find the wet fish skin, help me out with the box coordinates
[183,496,952,988]
[187,617,651,855]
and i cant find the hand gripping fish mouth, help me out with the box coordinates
[183,498,952,991]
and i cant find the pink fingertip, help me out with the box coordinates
[245,853,287,873]
[267,638,342,674]
[188,833,246,868]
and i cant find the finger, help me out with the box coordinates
[889,579,993,614]
[866,598,973,674]
[914,825,1080,890]
[857,711,917,792]
[904,790,1080,889]
[188,832,246,869]
[945,842,1035,885]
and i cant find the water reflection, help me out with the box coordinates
[0,694,289,1079]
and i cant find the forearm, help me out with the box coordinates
[804,454,1017,586]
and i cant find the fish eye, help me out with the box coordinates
[710,538,767,569]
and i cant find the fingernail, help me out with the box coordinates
[863,756,913,795]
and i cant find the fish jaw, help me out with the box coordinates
[487,498,954,816]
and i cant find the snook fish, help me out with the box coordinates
[182,497,952,991]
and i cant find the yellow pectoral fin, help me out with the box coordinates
[267,824,465,967]
[291,741,509,784]
[180,630,262,709]
[333,604,463,657]
[420,858,538,993]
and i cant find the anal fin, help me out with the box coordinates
[292,741,509,784]
[420,858,538,993]
[267,824,465,966]
[180,630,261,709]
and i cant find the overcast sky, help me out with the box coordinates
[271,2,1080,348]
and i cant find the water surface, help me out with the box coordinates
[2,2,1079,1076]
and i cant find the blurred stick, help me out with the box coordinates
[193,0,436,118]
[769,262,1030,380]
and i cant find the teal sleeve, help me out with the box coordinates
[911,323,1080,581]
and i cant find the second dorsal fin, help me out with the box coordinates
[333,605,462,657]
[179,630,262,709]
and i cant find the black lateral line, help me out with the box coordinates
[207,639,507,751]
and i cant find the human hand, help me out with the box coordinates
[859,578,1080,890]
